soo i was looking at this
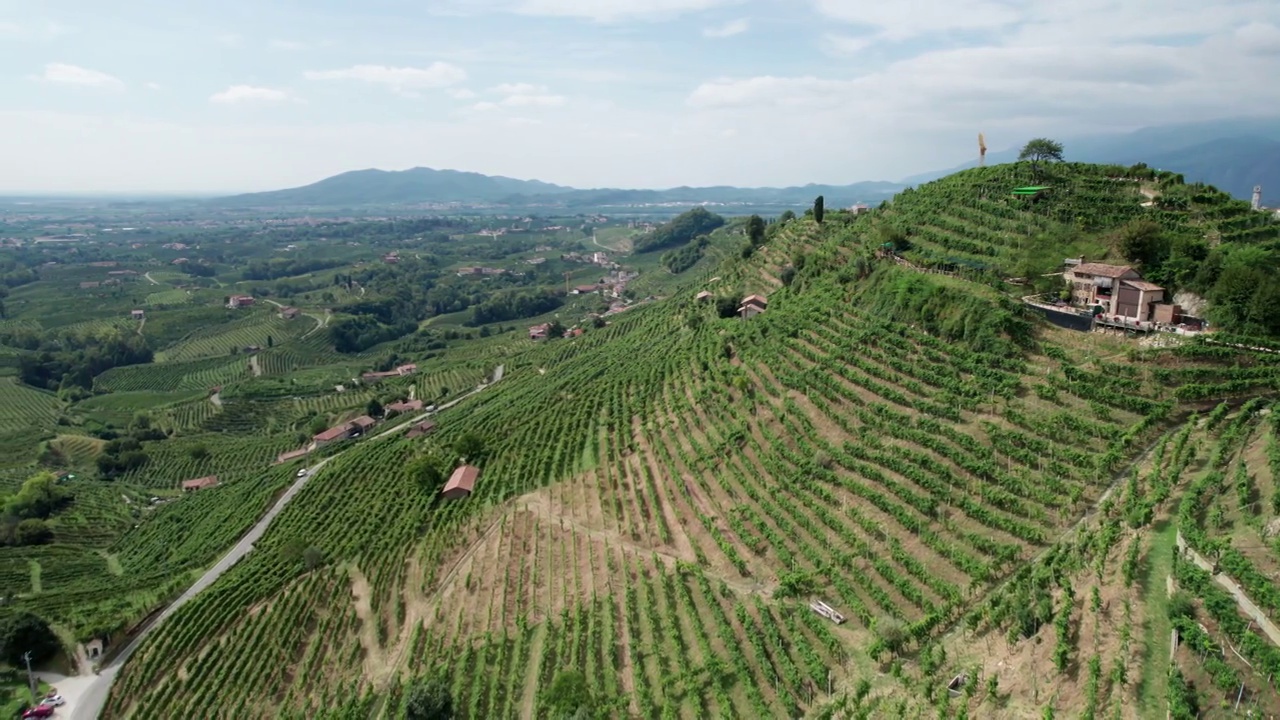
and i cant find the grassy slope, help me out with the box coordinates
[97,164,1280,719]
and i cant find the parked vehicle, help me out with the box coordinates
[296,468,308,478]
[40,695,65,706]
[23,705,55,718]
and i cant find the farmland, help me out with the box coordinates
[4,161,1280,718]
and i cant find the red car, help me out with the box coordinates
[22,705,54,719]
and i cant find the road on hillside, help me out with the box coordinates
[68,367,503,720]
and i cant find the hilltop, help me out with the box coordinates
[3,161,1280,718]
[210,166,902,211]
[907,117,1280,201]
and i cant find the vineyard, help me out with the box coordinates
[106,227,1280,719]
[875,163,1277,274]
[5,163,1278,719]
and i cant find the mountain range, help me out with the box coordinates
[214,116,1280,211]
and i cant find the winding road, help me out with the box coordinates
[66,367,504,720]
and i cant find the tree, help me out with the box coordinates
[266,335,274,348]
[1115,220,1168,269]
[189,445,210,461]
[746,215,766,247]
[543,669,593,719]
[366,398,384,418]
[454,432,487,464]
[1018,138,1064,163]
[779,266,797,287]
[302,546,326,570]
[0,612,60,666]
[813,195,825,224]
[14,519,52,546]
[404,676,453,720]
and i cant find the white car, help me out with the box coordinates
[40,695,65,707]
[296,468,308,478]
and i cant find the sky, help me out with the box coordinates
[3,0,1280,194]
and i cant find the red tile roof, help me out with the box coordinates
[1072,263,1134,278]
[741,294,769,307]
[387,399,424,413]
[313,426,350,442]
[443,465,481,495]
[181,475,219,491]
[351,415,377,429]
[1121,279,1164,292]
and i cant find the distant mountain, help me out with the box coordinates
[903,117,1280,201]
[211,167,901,210]
[212,167,576,207]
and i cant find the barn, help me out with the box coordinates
[442,465,480,500]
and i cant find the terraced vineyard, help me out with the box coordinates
[105,235,1280,719]
[155,311,305,363]
[878,163,1278,273]
[8,164,1277,719]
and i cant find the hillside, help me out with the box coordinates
[63,162,1280,719]
[906,117,1280,200]
[212,167,900,210]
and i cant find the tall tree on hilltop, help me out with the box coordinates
[746,215,766,246]
[814,195,825,224]
[1018,138,1064,164]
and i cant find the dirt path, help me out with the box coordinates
[249,354,262,377]
[135,317,145,336]
[210,391,222,408]
[517,623,548,720]
[143,272,159,285]
[1176,531,1280,647]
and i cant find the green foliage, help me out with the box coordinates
[3,472,70,521]
[814,196,825,225]
[1018,138,1064,163]
[660,236,710,274]
[404,675,454,720]
[633,208,726,253]
[774,570,819,598]
[0,611,59,666]
[542,669,593,719]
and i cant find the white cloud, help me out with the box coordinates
[484,83,566,108]
[269,39,306,50]
[0,20,20,35]
[216,33,243,47]
[304,63,467,94]
[820,34,874,57]
[703,18,748,38]
[35,63,124,89]
[447,88,478,99]
[512,0,737,22]
[472,101,500,112]
[209,85,291,104]
[146,82,162,91]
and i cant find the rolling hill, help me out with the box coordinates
[104,162,1280,718]
[905,116,1280,201]
[211,167,902,210]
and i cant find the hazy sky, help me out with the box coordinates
[4,0,1280,194]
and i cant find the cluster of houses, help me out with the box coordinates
[456,266,507,277]
[561,251,616,268]
[360,363,418,382]
[528,323,585,340]
[279,307,301,320]
[694,291,770,319]
[313,415,378,446]
[227,294,255,308]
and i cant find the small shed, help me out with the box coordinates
[442,465,480,500]
[181,475,219,492]
[738,294,769,319]
[695,291,713,302]
[350,415,377,433]
[405,420,437,439]
[131,309,145,320]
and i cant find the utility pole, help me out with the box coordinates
[22,651,36,703]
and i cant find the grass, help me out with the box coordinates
[1135,519,1178,716]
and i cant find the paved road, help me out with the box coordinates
[67,367,503,719]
